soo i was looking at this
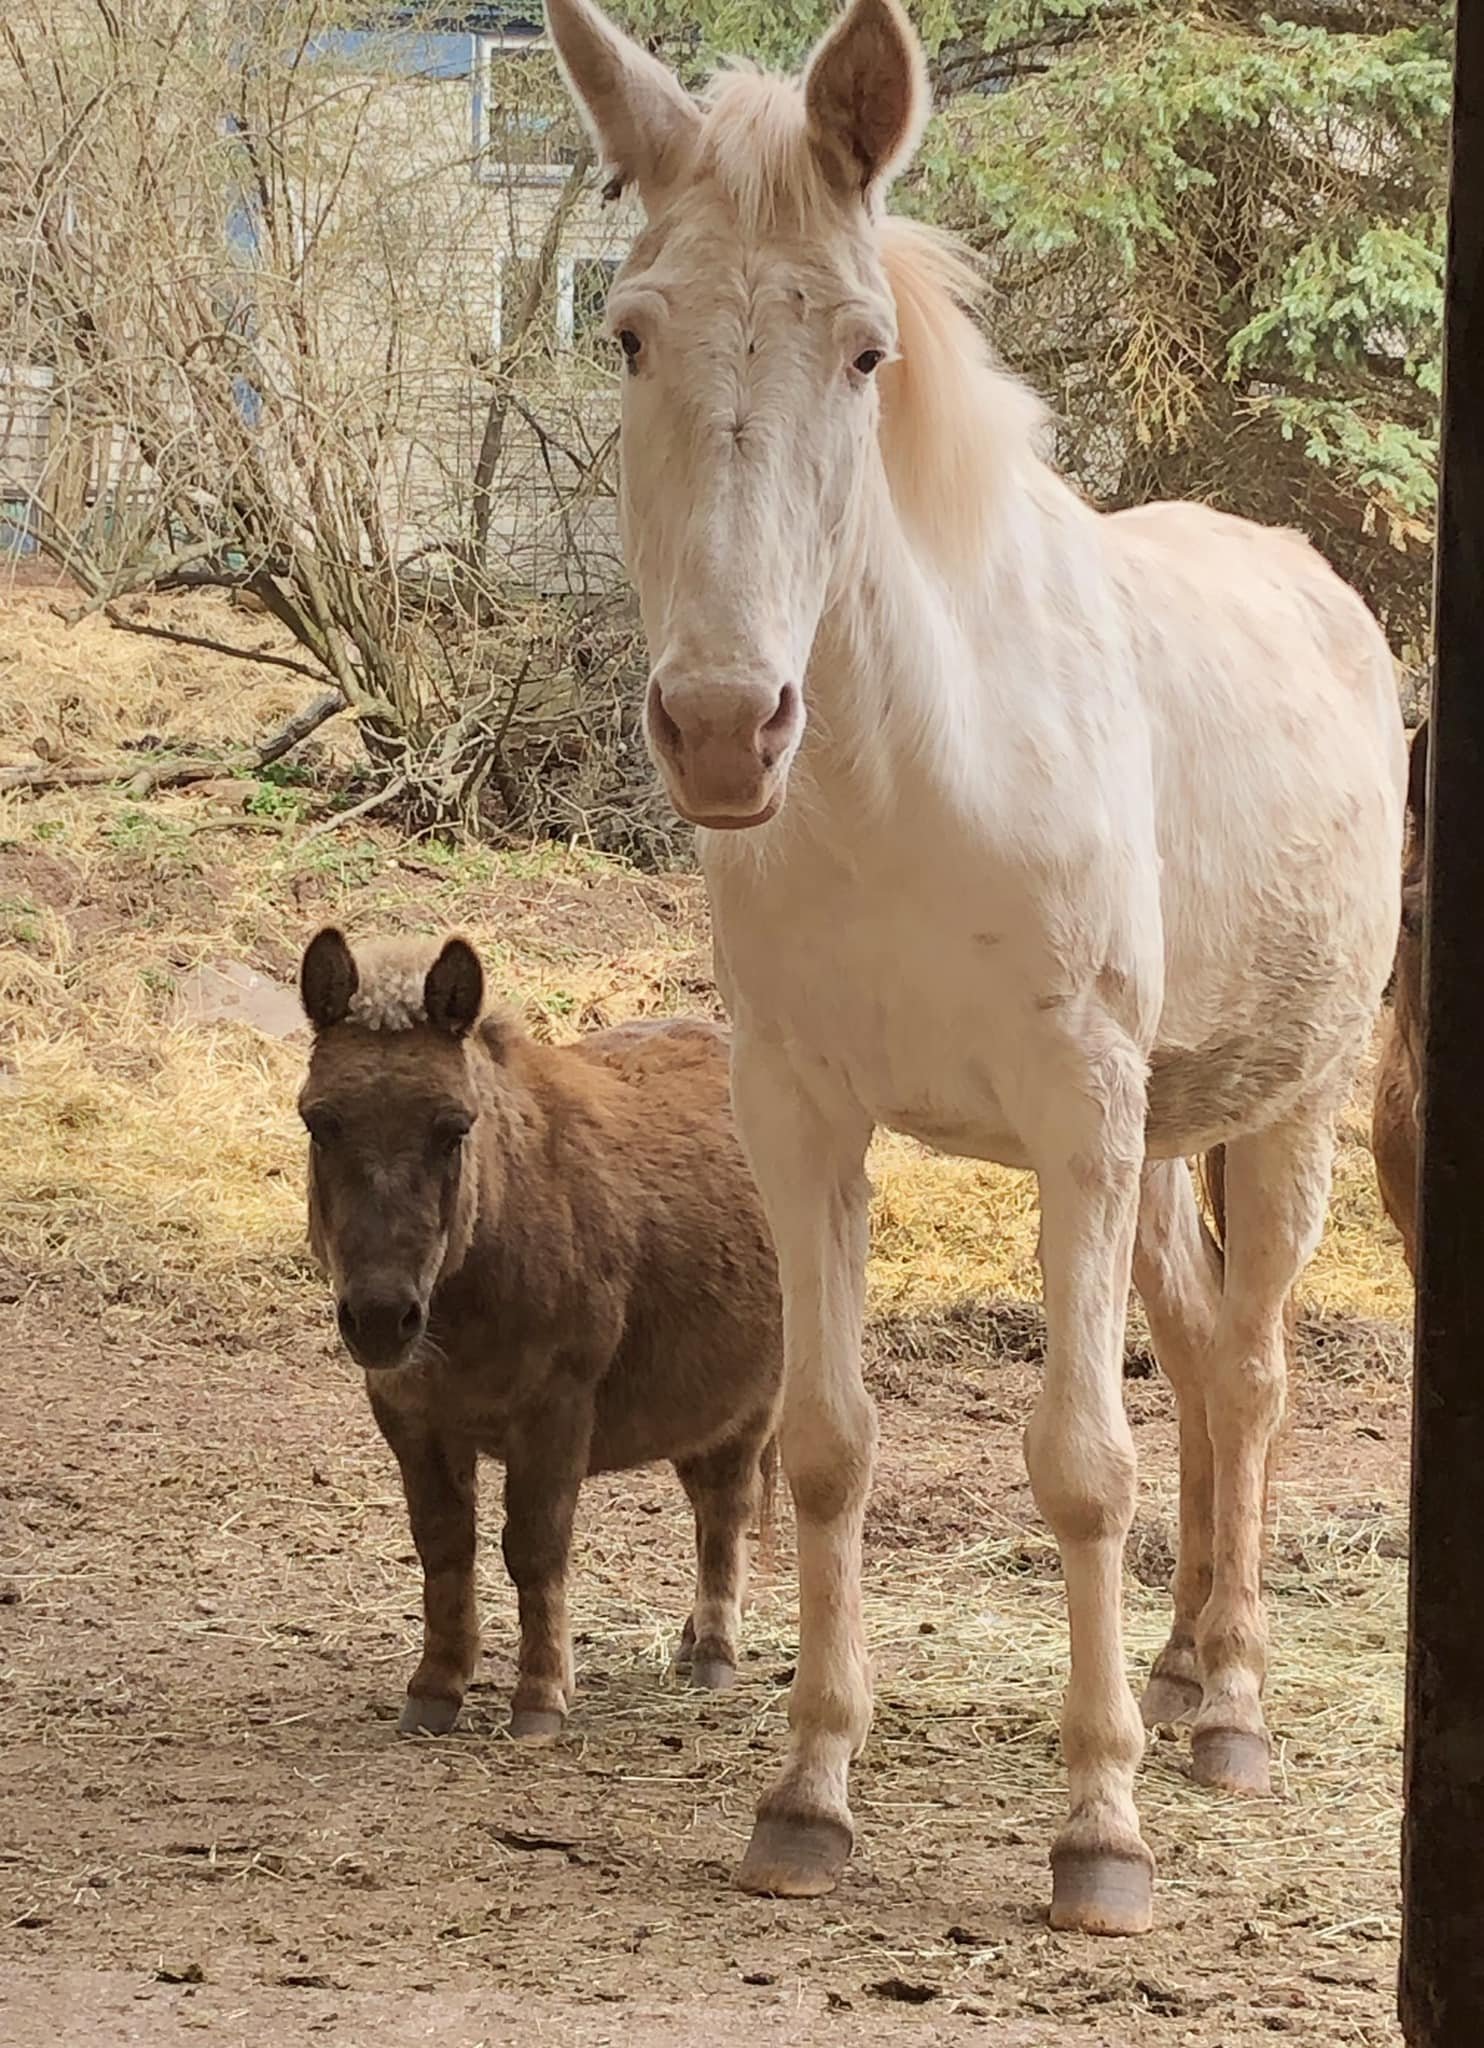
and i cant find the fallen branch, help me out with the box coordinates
[0,762,117,793]
[3,691,346,801]
[95,603,335,687]
[299,774,407,842]
[254,690,345,765]
[122,758,221,798]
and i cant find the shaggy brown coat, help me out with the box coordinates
[1372,720,1429,1275]
[297,928,782,1736]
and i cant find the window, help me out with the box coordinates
[474,29,583,184]
[491,254,620,353]
[567,257,619,349]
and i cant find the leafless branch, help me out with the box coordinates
[2,0,650,841]
[94,605,338,687]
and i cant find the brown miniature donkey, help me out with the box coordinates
[1372,719,1428,1276]
[297,927,782,1738]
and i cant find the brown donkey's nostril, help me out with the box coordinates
[337,1290,424,1366]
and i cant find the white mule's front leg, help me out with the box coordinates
[1021,1029,1154,1935]
[730,1030,875,1900]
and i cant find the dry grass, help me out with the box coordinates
[0,587,354,769]
[0,593,1412,1330]
[868,1058,1410,1327]
[0,802,1411,1328]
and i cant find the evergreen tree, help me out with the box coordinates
[634,0,1451,668]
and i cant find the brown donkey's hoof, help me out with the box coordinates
[689,1656,738,1692]
[736,1810,852,1898]
[509,1707,566,1742]
[1139,1672,1202,1730]
[1190,1726,1271,1795]
[399,1694,461,1736]
[1049,1850,1154,1937]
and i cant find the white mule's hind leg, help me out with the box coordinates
[1132,1160,1222,1730]
[1189,1112,1332,1795]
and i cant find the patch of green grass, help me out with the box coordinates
[280,835,384,883]
[258,759,314,789]
[0,895,40,945]
[494,839,613,881]
[246,782,309,823]
[102,806,196,867]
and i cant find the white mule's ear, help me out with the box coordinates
[545,0,701,211]
[804,0,929,203]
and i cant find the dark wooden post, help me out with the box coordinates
[1399,6,1484,2040]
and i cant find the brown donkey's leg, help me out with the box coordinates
[1189,1109,1332,1796]
[1132,1160,1222,1730]
[501,1406,591,1740]
[674,1431,766,1691]
[368,1394,479,1737]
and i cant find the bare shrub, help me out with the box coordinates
[0,0,654,842]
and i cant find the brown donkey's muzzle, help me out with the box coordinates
[337,1286,427,1371]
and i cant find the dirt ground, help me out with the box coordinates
[0,1281,1408,2047]
[0,593,1410,2043]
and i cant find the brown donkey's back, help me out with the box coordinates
[1372,718,1428,1276]
[298,928,782,1737]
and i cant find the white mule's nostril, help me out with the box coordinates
[757,682,801,766]
[647,677,685,755]
[761,682,799,739]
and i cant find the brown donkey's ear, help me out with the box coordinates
[424,938,484,1038]
[300,927,358,1031]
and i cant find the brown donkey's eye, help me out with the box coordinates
[433,1113,473,1157]
[301,1107,341,1148]
[852,348,887,376]
[617,328,642,366]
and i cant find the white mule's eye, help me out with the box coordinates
[617,328,642,366]
[852,347,887,376]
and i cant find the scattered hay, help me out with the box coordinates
[0,588,355,774]
[0,1296,1406,2036]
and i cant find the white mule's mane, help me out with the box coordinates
[696,68,1050,562]
[875,219,1049,561]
